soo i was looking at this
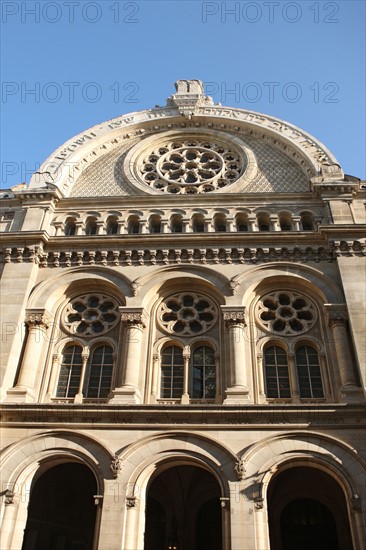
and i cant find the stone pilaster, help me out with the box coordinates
[109,308,148,404]
[6,309,52,402]
[325,304,363,402]
[222,307,251,403]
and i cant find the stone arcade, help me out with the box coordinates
[1,80,365,550]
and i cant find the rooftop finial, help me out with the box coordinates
[166,79,214,118]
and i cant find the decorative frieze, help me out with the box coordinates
[4,243,360,267]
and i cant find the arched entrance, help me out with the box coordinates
[267,466,353,550]
[22,462,98,550]
[144,465,222,550]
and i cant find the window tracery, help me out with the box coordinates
[62,294,119,337]
[158,293,217,336]
[139,139,245,194]
[257,291,317,335]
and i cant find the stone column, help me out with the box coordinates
[292,216,301,231]
[75,221,84,235]
[325,304,362,402]
[96,221,105,235]
[150,353,160,403]
[222,307,250,403]
[181,346,190,404]
[248,215,257,231]
[109,308,148,404]
[287,353,299,402]
[6,309,52,402]
[270,215,280,231]
[74,351,90,403]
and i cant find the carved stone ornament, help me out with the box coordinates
[324,304,348,326]
[5,489,14,505]
[25,309,52,329]
[93,495,103,506]
[110,454,123,478]
[222,308,246,328]
[166,79,214,118]
[234,458,246,481]
[254,497,264,509]
[350,494,361,512]
[120,309,147,329]
[126,496,138,508]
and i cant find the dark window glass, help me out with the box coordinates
[264,346,290,398]
[161,346,184,399]
[296,345,323,398]
[56,345,83,397]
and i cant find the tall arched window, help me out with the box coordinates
[192,345,216,399]
[85,218,97,235]
[65,219,76,235]
[56,345,83,398]
[86,345,113,398]
[160,345,184,398]
[296,345,324,398]
[264,346,290,398]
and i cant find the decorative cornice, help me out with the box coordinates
[5,242,364,266]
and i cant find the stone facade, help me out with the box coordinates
[1,80,365,550]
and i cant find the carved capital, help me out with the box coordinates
[221,307,246,328]
[5,489,14,505]
[94,495,103,506]
[25,309,52,329]
[350,494,361,512]
[324,304,348,326]
[254,497,264,509]
[120,307,148,329]
[126,496,139,508]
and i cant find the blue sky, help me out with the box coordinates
[1,0,365,189]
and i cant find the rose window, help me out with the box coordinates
[62,294,119,336]
[158,293,217,335]
[140,139,244,194]
[257,292,317,335]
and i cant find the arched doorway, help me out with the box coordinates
[267,466,353,550]
[22,462,98,550]
[144,465,222,550]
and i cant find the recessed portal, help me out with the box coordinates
[22,462,97,550]
[144,465,222,550]
[268,466,353,550]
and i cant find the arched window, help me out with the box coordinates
[264,346,290,398]
[85,218,97,235]
[65,219,76,236]
[279,213,292,231]
[257,213,270,231]
[128,216,139,234]
[171,215,183,233]
[192,346,216,399]
[56,345,83,398]
[301,212,314,231]
[192,214,205,232]
[160,345,184,398]
[86,345,113,398]
[106,218,118,235]
[296,345,324,398]
[149,216,161,233]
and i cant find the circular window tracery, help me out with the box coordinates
[62,294,119,336]
[256,291,317,335]
[139,139,245,194]
[158,293,217,335]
